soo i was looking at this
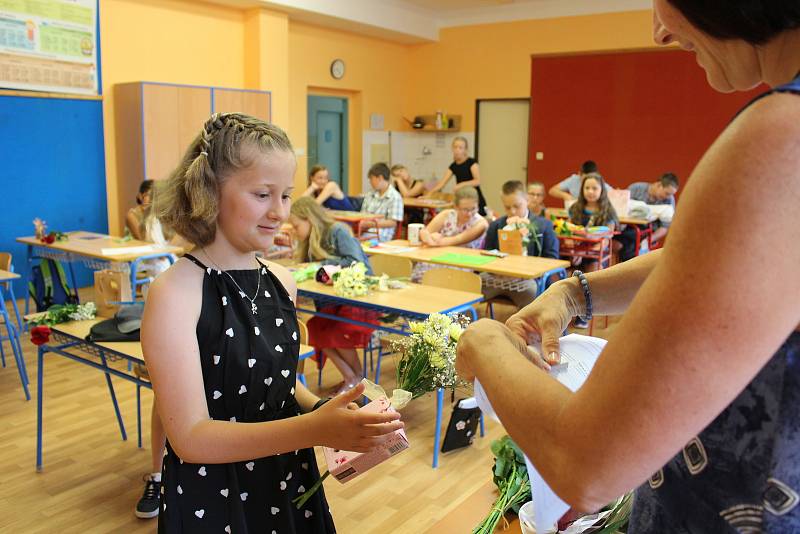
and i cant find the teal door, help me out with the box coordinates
[307,96,348,192]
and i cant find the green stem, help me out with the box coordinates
[292,470,330,509]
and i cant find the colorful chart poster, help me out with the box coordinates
[0,0,98,95]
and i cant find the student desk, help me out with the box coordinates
[35,318,314,470]
[425,480,522,533]
[366,241,570,295]
[328,210,384,238]
[17,231,183,315]
[0,269,27,399]
[546,208,655,257]
[294,278,484,467]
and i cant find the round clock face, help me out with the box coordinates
[331,59,345,79]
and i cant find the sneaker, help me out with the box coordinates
[573,317,590,329]
[135,475,162,519]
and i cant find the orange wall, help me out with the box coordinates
[288,21,413,194]
[406,10,657,131]
[100,0,245,234]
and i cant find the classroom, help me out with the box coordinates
[2,1,798,533]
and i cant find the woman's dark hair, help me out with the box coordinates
[136,180,154,205]
[667,1,800,45]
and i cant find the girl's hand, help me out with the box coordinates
[505,280,583,365]
[456,319,550,382]
[429,232,443,245]
[311,383,404,453]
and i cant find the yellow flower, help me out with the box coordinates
[429,352,446,368]
[449,323,462,341]
[409,321,425,334]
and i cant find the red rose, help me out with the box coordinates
[42,233,55,244]
[30,325,51,346]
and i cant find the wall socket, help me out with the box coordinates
[535,151,544,160]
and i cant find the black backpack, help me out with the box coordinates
[28,259,78,312]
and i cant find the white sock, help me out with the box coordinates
[150,472,162,483]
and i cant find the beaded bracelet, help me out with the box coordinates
[312,398,331,412]
[572,270,593,322]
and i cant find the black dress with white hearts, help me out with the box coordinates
[158,254,336,534]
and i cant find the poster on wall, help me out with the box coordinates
[0,0,98,95]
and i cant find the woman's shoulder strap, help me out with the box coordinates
[182,253,208,270]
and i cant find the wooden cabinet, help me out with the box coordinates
[113,82,271,231]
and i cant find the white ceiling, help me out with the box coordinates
[205,0,652,42]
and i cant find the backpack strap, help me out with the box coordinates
[40,260,55,304]
[51,259,75,300]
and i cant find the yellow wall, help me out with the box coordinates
[100,0,245,235]
[287,21,412,195]
[406,10,657,130]
[99,3,658,233]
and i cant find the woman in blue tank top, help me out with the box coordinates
[456,2,800,532]
[301,164,355,211]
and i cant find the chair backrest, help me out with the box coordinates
[421,268,482,293]
[0,252,11,272]
[297,318,309,345]
[369,255,413,279]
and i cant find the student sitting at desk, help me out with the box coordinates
[392,163,426,224]
[527,181,547,218]
[289,197,378,394]
[612,172,679,263]
[301,164,355,211]
[126,180,154,241]
[567,172,619,274]
[548,160,613,203]
[483,180,559,310]
[411,186,488,281]
[360,162,404,242]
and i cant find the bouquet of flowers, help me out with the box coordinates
[503,216,542,253]
[330,262,398,298]
[29,302,97,346]
[33,218,68,244]
[474,435,532,534]
[393,313,467,399]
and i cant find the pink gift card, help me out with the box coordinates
[323,396,409,483]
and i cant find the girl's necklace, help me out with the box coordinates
[203,249,261,315]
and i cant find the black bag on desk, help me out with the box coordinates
[86,303,143,342]
[441,397,482,453]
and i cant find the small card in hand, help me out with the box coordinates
[441,397,481,453]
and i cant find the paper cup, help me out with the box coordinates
[407,223,424,245]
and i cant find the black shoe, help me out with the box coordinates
[573,317,589,329]
[135,475,161,519]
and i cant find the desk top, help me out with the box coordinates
[17,231,183,262]
[296,279,483,316]
[366,241,569,280]
[425,480,521,533]
[403,198,453,210]
[48,318,314,362]
[545,207,652,226]
[0,269,20,282]
[328,211,384,222]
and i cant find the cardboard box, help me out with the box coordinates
[323,396,409,483]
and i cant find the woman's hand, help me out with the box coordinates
[505,280,583,365]
[456,319,550,382]
[310,383,404,453]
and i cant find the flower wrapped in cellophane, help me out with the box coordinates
[331,262,398,298]
[393,313,468,399]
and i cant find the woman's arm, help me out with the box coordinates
[126,210,144,240]
[453,163,481,191]
[460,94,800,511]
[394,176,410,197]
[427,169,454,195]
[301,184,318,198]
[407,180,426,197]
[143,262,403,464]
[438,217,488,247]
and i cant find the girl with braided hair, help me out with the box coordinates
[143,113,403,533]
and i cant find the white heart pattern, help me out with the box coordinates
[259,402,265,411]
[292,331,298,341]
[279,481,287,491]
[225,526,231,534]
[198,466,207,476]
[275,318,283,327]
[248,358,256,368]
[245,461,254,471]
[290,387,295,396]
[230,416,236,422]
[240,492,248,501]
[264,290,270,297]
[225,328,234,338]
[262,268,267,275]
[275,344,283,353]
[286,472,292,481]
[177,485,183,495]
[301,463,309,470]
[206,267,212,275]
[281,369,290,378]
[271,507,280,515]
[195,509,204,518]
[213,355,221,365]
[265,377,273,386]
[254,327,261,336]
[213,390,222,400]
[220,488,229,497]
[221,296,227,306]
[239,385,247,394]
[305,510,313,519]
[239,291,246,298]
[298,485,306,493]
